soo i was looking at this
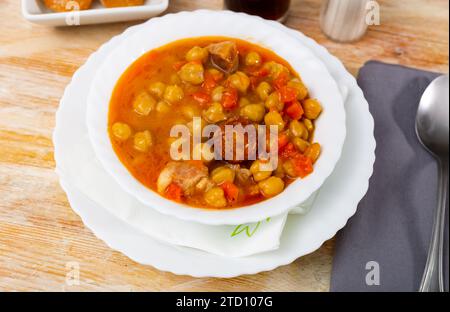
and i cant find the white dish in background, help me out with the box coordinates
[21,0,168,26]
[86,10,346,225]
[53,12,375,277]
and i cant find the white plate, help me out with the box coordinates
[86,10,346,225]
[53,12,375,278]
[21,0,168,26]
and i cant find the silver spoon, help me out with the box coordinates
[416,74,449,292]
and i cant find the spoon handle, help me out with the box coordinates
[419,160,448,292]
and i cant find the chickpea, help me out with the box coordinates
[303,99,323,120]
[182,104,201,119]
[203,102,226,123]
[163,85,184,103]
[289,120,308,140]
[240,104,265,122]
[258,176,285,198]
[274,160,285,178]
[186,46,209,63]
[228,71,250,93]
[156,101,171,114]
[132,91,156,116]
[133,130,153,152]
[303,118,314,133]
[148,82,166,99]
[304,143,321,163]
[256,81,272,101]
[265,91,283,111]
[204,187,227,208]
[211,166,235,184]
[245,51,262,66]
[262,61,289,79]
[283,160,297,177]
[111,122,132,141]
[239,97,251,107]
[178,62,204,85]
[264,111,285,131]
[207,68,224,81]
[292,137,310,153]
[287,79,308,100]
[250,160,273,182]
[211,86,224,102]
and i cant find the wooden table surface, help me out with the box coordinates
[0,0,448,292]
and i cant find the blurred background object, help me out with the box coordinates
[224,0,291,22]
[320,0,371,42]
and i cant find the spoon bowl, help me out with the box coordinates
[416,75,449,158]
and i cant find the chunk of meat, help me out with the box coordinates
[208,41,239,74]
[195,177,215,194]
[215,117,258,163]
[157,161,210,196]
[236,167,252,185]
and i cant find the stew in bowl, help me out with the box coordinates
[108,37,323,209]
[86,10,346,224]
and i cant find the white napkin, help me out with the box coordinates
[57,126,318,257]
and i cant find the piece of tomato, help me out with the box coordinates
[221,181,240,203]
[165,182,183,202]
[250,67,269,78]
[249,76,261,91]
[192,92,211,106]
[280,142,296,159]
[273,72,289,90]
[279,86,298,103]
[277,133,290,151]
[221,87,239,110]
[292,154,314,178]
[202,74,217,93]
[284,100,304,120]
[268,132,289,153]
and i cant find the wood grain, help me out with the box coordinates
[0,0,448,291]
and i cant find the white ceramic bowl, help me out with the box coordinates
[86,10,346,225]
[21,0,168,26]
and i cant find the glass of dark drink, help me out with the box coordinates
[224,0,291,22]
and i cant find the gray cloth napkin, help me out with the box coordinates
[330,61,449,292]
